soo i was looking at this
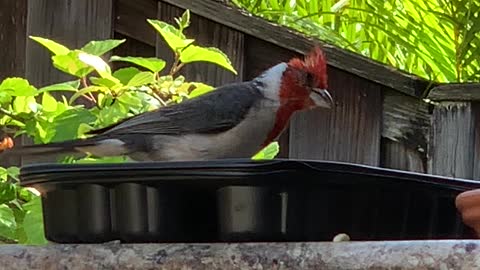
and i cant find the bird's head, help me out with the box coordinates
[283,46,332,110]
[256,46,333,111]
[254,46,333,147]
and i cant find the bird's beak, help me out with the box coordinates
[310,88,334,109]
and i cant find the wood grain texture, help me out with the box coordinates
[381,90,431,172]
[289,67,382,166]
[0,0,27,80]
[115,0,157,47]
[0,0,27,167]
[111,32,155,71]
[381,139,426,173]
[382,90,431,149]
[244,36,299,80]
[429,102,475,179]
[472,103,480,180]
[161,0,432,98]
[157,2,245,86]
[26,0,114,86]
[428,83,480,101]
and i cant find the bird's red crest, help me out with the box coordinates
[287,46,328,89]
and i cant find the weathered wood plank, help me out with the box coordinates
[289,67,382,166]
[0,0,27,167]
[111,32,155,71]
[157,2,245,86]
[472,103,480,180]
[381,139,426,173]
[0,0,27,81]
[115,0,157,47]
[161,0,432,98]
[429,102,475,179]
[382,90,431,150]
[428,84,480,101]
[381,90,431,172]
[244,36,298,80]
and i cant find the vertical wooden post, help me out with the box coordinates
[0,0,27,167]
[381,90,430,173]
[427,85,480,179]
[0,0,27,81]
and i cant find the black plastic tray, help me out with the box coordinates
[19,159,480,243]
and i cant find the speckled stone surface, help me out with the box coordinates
[1,240,480,269]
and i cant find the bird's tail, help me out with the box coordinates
[0,137,105,161]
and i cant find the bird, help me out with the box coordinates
[1,46,333,162]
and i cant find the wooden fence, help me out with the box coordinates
[0,0,477,180]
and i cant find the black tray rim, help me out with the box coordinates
[18,158,480,191]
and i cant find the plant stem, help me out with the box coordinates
[0,108,23,122]
[81,77,97,104]
[151,91,167,107]
[169,52,181,76]
[173,63,185,75]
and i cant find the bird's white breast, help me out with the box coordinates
[152,99,280,161]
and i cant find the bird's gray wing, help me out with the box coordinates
[90,82,263,136]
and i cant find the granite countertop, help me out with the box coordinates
[1,240,479,269]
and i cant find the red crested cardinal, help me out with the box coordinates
[2,46,333,161]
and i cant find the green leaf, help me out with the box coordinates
[78,52,112,79]
[41,92,58,112]
[0,204,16,242]
[188,83,215,98]
[50,108,96,142]
[0,92,12,104]
[252,141,279,160]
[68,86,107,105]
[0,168,7,181]
[18,187,34,202]
[21,196,48,245]
[38,80,80,93]
[80,39,126,56]
[0,182,16,204]
[72,156,128,164]
[90,77,121,88]
[30,36,70,55]
[110,56,166,73]
[147,19,195,52]
[176,9,191,30]
[0,78,37,97]
[6,167,19,181]
[77,123,95,136]
[52,51,93,78]
[180,45,237,74]
[96,101,129,127]
[118,91,141,104]
[127,72,155,87]
[112,67,141,85]
[13,96,37,113]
